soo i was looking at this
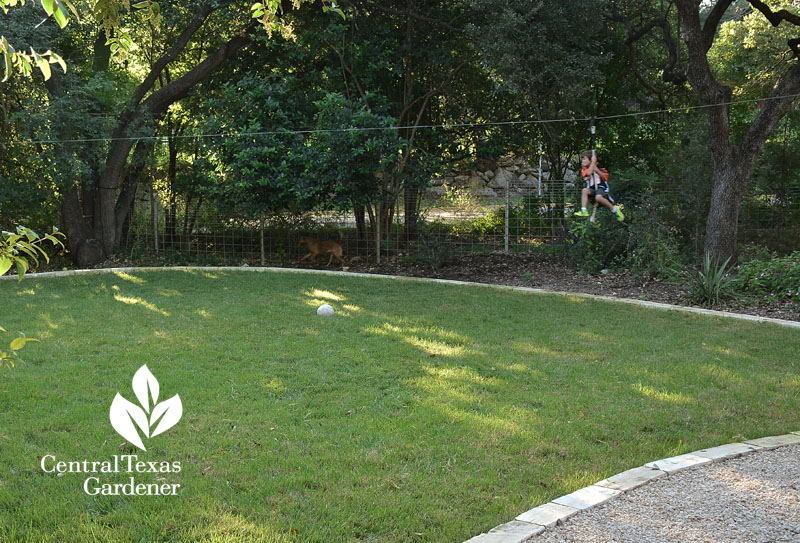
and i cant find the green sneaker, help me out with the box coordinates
[574,209,590,217]
[615,206,624,222]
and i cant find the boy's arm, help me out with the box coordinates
[588,151,598,175]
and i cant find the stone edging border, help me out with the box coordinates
[463,432,800,543]
[3,265,800,329]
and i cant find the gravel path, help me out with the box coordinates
[526,444,800,543]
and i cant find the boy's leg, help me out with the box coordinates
[595,194,614,210]
[574,188,591,216]
[596,194,624,222]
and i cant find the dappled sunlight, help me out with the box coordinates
[414,365,493,403]
[304,288,346,302]
[342,303,362,313]
[503,362,542,375]
[714,465,796,506]
[365,322,472,357]
[437,403,534,438]
[701,343,740,357]
[15,288,36,296]
[183,508,294,543]
[156,287,182,297]
[633,383,694,404]
[177,269,223,280]
[112,286,170,317]
[38,312,69,330]
[698,363,745,386]
[261,377,288,396]
[512,341,565,359]
[112,271,146,284]
[196,309,212,319]
[412,364,540,438]
[576,330,603,342]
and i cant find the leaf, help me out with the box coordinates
[15,259,28,279]
[10,337,38,350]
[2,41,11,82]
[41,0,55,16]
[109,393,149,450]
[61,0,79,20]
[38,57,51,80]
[149,394,182,437]
[0,256,12,276]
[132,364,159,413]
[132,1,149,8]
[53,5,68,28]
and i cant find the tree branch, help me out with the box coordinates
[702,0,735,52]
[143,26,254,117]
[606,6,686,87]
[130,5,214,107]
[748,0,800,57]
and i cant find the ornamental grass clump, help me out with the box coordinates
[687,252,736,308]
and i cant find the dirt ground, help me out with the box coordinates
[336,252,800,323]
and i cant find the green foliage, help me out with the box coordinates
[687,253,736,309]
[708,1,799,99]
[410,230,455,271]
[0,325,38,372]
[566,213,628,274]
[734,249,800,300]
[0,225,58,373]
[0,225,64,279]
[307,92,402,209]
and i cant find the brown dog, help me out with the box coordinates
[298,231,345,267]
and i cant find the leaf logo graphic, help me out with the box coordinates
[109,365,182,451]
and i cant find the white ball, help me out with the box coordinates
[317,304,335,317]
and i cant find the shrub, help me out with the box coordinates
[734,249,800,301]
[566,213,628,274]
[623,199,685,279]
[410,231,456,270]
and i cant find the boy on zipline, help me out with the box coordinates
[573,150,624,222]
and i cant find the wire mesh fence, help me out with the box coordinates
[120,174,800,270]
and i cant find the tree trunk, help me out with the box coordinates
[353,200,366,242]
[674,0,800,264]
[704,165,745,264]
[81,19,253,263]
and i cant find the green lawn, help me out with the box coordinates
[1,269,798,543]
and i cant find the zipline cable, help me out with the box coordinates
[5,91,800,146]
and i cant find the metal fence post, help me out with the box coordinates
[260,216,266,266]
[538,142,543,196]
[151,186,159,253]
[376,201,381,264]
[504,176,510,254]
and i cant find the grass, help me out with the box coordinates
[0,269,798,543]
